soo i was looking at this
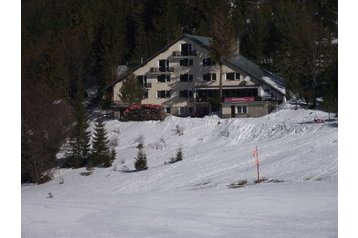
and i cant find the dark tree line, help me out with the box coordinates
[22,0,337,183]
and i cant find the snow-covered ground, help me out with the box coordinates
[21,108,338,237]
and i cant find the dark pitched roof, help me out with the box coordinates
[103,34,285,95]
[227,55,286,95]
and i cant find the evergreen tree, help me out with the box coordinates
[154,0,182,46]
[134,147,148,171]
[90,116,111,167]
[119,73,145,105]
[65,94,91,168]
[321,59,338,119]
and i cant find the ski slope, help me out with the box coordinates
[22,108,338,237]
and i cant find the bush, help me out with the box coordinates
[38,174,54,184]
[80,171,93,176]
[175,125,184,136]
[165,146,183,164]
[123,104,166,121]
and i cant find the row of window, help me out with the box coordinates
[165,57,216,67]
[166,106,249,115]
[152,90,256,100]
[232,105,248,114]
[137,72,241,85]
[156,90,192,99]
[164,107,193,115]
[161,57,215,68]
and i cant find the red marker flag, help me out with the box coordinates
[252,146,260,165]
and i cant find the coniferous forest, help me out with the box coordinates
[21,0,337,183]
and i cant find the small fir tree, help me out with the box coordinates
[175,146,183,162]
[90,116,111,167]
[134,147,148,171]
[104,148,116,168]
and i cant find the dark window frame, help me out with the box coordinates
[157,75,170,83]
[180,74,193,82]
[157,90,171,98]
[203,58,215,66]
[180,58,193,66]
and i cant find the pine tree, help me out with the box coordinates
[65,95,91,168]
[134,147,148,171]
[119,73,145,105]
[155,0,182,46]
[90,116,111,167]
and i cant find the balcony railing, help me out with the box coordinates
[149,67,174,73]
[172,50,197,57]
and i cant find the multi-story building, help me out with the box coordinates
[111,34,286,118]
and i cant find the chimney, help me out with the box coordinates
[235,39,240,55]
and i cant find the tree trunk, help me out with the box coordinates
[219,63,223,101]
[219,63,223,117]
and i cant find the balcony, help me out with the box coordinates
[172,50,197,57]
[143,82,152,89]
[149,67,174,74]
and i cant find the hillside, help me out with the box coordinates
[22,108,338,237]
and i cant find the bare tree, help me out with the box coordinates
[209,1,239,103]
[22,83,73,183]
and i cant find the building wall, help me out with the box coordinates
[112,35,283,117]
[222,101,270,118]
[113,36,260,104]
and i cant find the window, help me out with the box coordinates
[188,107,193,114]
[226,72,240,80]
[179,107,186,115]
[236,73,240,80]
[237,105,248,114]
[166,107,171,113]
[203,73,216,81]
[226,72,235,80]
[181,43,193,56]
[144,92,148,98]
[159,59,169,72]
[157,75,170,83]
[180,58,193,66]
[137,75,147,86]
[179,90,193,98]
[203,58,215,66]
[179,74,193,82]
[157,90,171,98]
[178,107,193,115]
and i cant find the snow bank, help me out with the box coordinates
[22,108,338,237]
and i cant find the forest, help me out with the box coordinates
[21,0,338,183]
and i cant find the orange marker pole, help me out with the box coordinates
[253,146,260,182]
